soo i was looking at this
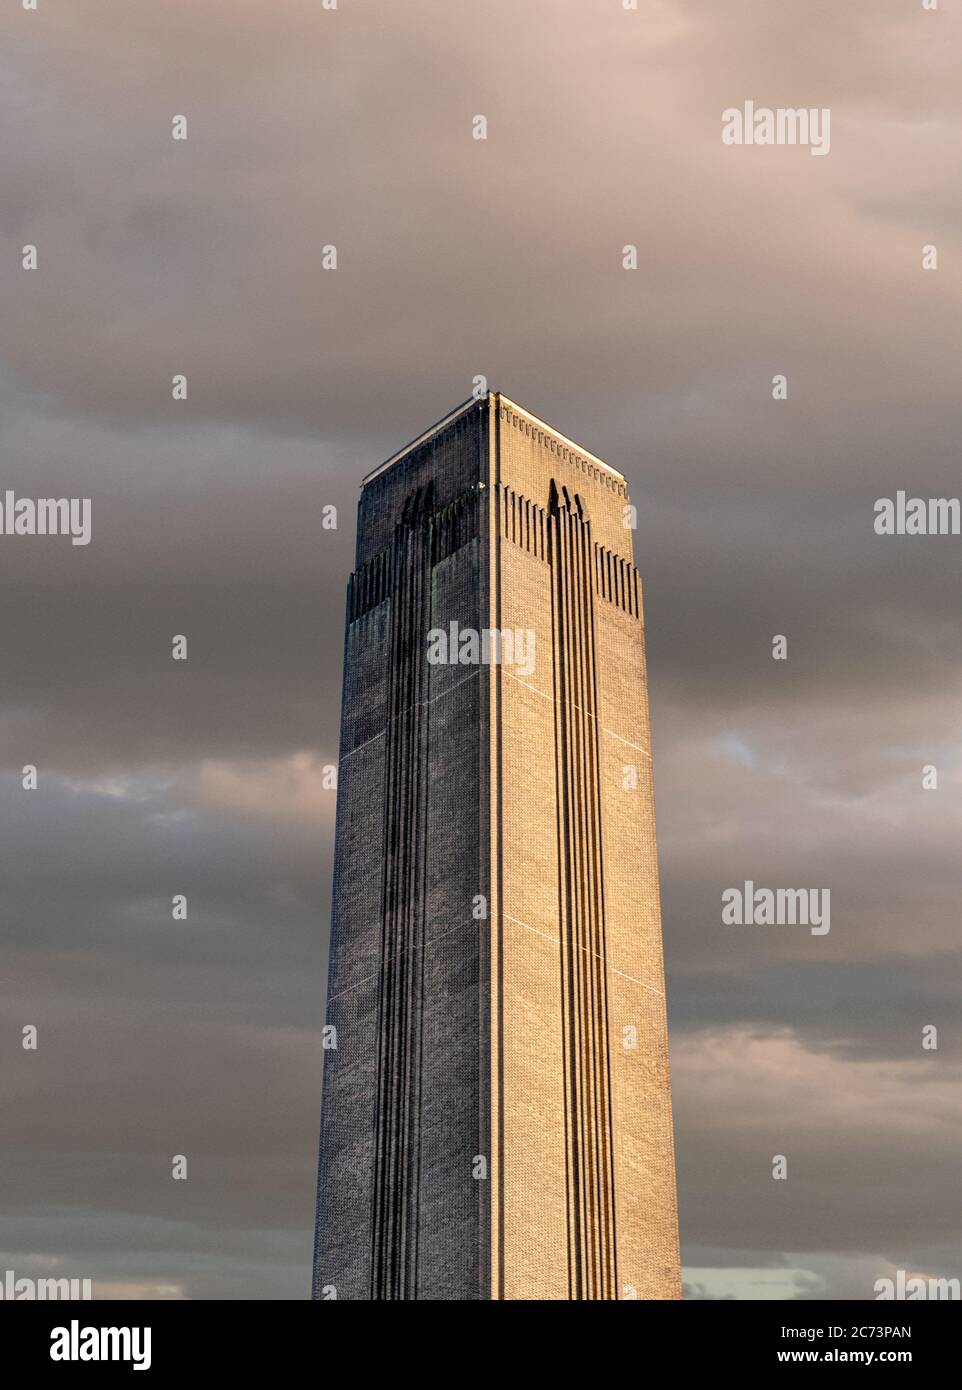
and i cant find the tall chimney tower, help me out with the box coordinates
[312,393,680,1300]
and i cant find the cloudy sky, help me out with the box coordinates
[1,0,959,1300]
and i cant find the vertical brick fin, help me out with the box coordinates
[594,543,642,621]
[368,480,483,1299]
[430,485,481,566]
[348,545,393,623]
[370,484,433,1300]
[496,483,549,562]
[548,480,619,1301]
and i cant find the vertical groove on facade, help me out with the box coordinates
[370,487,431,1299]
[367,480,486,1300]
[549,480,618,1300]
[594,543,642,620]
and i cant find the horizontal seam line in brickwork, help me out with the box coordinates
[339,668,481,764]
[326,918,470,1007]
[501,670,652,759]
[503,913,664,998]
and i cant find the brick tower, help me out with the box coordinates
[312,393,680,1300]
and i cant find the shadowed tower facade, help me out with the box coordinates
[313,394,680,1301]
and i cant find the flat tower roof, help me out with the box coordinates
[361,392,626,486]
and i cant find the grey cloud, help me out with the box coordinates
[0,0,959,1298]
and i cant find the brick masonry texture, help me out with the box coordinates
[312,394,680,1300]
